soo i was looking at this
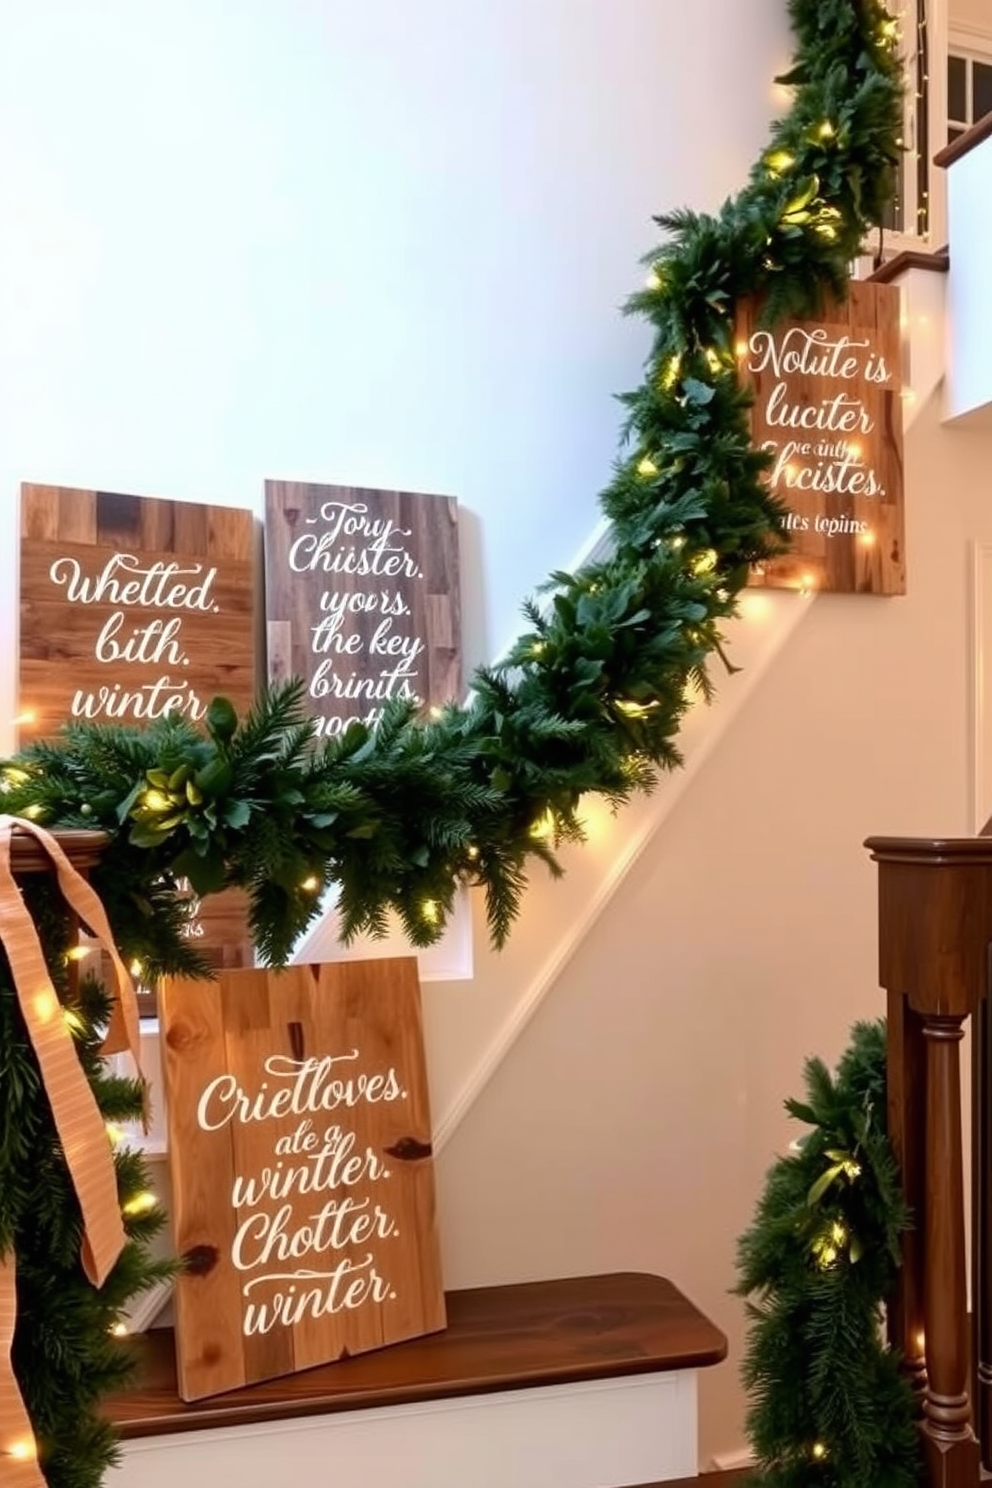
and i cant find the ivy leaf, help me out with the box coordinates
[807,1163,845,1207]
[224,799,252,830]
[682,378,716,406]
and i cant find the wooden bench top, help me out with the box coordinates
[104,1271,726,1439]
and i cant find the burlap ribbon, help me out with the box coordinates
[0,817,143,1484]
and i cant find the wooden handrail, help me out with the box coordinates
[865,837,992,1488]
[868,248,950,284]
[935,112,992,170]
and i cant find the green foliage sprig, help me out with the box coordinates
[2,0,902,969]
[736,1021,919,1488]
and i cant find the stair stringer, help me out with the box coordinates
[429,586,813,1150]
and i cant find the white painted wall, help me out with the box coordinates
[436,383,992,1461]
[0,0,789,729]
[945,134,992,422]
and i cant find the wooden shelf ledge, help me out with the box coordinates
[104,1272,727,1440]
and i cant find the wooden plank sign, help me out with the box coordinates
[264,481,461,738]
[736,280,905,594]
[19,485,258,970]
[159,959,446,1401]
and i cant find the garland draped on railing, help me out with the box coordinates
[737,1022,919,1488]
[1,0,902,975]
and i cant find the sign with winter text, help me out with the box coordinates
[19,485,257,971]
[736,280,905,594]
[264,481,461,738]
[159,959,446,1401]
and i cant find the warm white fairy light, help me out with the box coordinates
[530,809,556,840]
[122,1191,157,1217]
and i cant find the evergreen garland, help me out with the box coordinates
[736,1022,919,1488]
[1,0,903,967]
[2,874,174,1488]
[0,4,906,1483]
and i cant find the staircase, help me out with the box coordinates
[103,1274,725,1488]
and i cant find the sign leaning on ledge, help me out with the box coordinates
[19,485,257,972]
[736,279,905,595]
[264,480,461,736]
[159,957,446,1401]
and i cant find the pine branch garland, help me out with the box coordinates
[0,10,906,1480]
[1,0,902,969]
[736,1022,919,1488]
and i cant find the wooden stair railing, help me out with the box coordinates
[865,838,992,1488]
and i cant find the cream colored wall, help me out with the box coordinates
[951,0,992,38]
[434,382,992,1462]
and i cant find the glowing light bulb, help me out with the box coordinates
[637,456,658,477]
[812,1442,828,1460]
[111,1321,129,1338]
[645,267,662,290]
[12,710,36,728]
[122,1191,157,1217]
[33,989,59,1023]
[662,354,682,390]
[66,945,92,962]
[129,959,144,979]
[6,1438,36,1461]
[421,899,439,924]
[818,121,835,140]
[300,875,320,892]
[735,339,749,358]
[766,149,795,174]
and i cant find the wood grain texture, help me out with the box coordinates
[103,1273,727,1437]
[737,281,905,595]
[159,959,445,1402]
[19,484,258,969]
[264,481,461,739]
[865,838,992,1488]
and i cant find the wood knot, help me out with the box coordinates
[183,1244,220,1277]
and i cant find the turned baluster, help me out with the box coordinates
[865,837,992,1488]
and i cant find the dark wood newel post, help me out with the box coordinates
[864,838,992,1488]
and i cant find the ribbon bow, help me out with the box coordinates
[0,817,143,1485]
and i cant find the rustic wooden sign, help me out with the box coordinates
[159,958,446,1401]
[264,481,461,738]
[736,280,905,595]
[19,485,257,970]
